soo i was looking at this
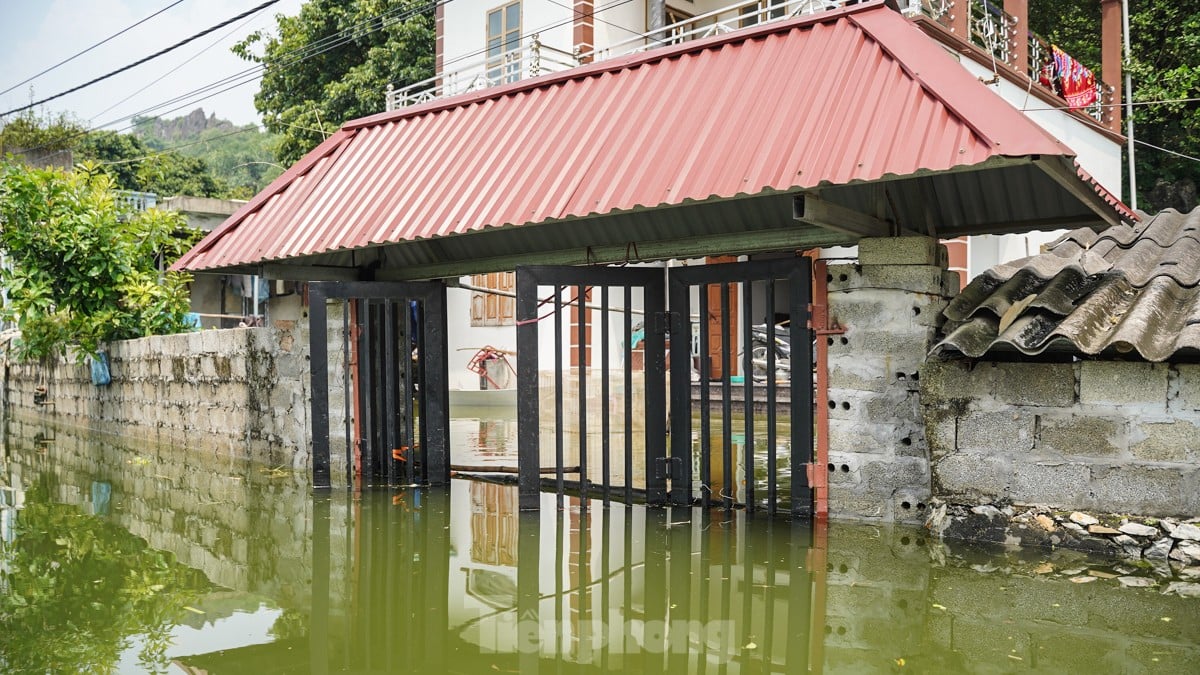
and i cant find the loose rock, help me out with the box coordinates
[1163,582,1200,598]
[1113,535,1142,559]
[1170,523,1200,541]
[1034,514,1056,532]
[1168,540,1200,565]
[1144,538,1173,561]
[1088,524,1120,535]
[1070,512,1099,527]
[971,504,1004,521]
[1118,576,1156,588]
[1119,522,1159,538]
[1070,575,1097,584]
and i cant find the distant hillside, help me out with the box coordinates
[133,109,283,199]
[133,108,236,145]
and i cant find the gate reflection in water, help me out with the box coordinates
[309,483,824,673]
[5,418,1200,673]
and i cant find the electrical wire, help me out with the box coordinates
[92,0,275,122]
[0,0,283,118]
[1135,138,1200,164]
[1021,96,1200,113]
[10,0,441,159]
[540,0,649,39]
[0,0,188,98]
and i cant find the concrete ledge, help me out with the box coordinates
[827,264,949,295]
[857,236,940,266]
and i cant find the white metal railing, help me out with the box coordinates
[385,0,1112,129]
[386,0,848,110]
[386,34,578,110]
[114,190,157,212]
[583,0,842,62]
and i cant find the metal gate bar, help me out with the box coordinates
[667,257,814,516]
[309,281,449,489]
[516,265,666,511]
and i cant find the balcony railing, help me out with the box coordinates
[387,0,1114,129]
[915,0,1113,128]
[386,35,578,111]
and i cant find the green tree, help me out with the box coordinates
[0,160,202,361]
[76,130,231,198]
[1030,0,1200,212]
[234,0,435,164]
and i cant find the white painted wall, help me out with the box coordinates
[443,0,575,87]
[955,56,1123,277]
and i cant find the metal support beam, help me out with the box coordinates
[794,194,894,238]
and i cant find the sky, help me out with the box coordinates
[0,0,305,131]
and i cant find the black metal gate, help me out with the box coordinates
[514,259,814,515]
[668,257,814,516]
[309,281,450,489]
[515,266,668,511]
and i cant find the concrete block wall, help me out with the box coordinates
[824,237,958,522]
[922,359,1200,516]
[2,323,311,468]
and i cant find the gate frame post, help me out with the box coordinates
[516,267,541,511]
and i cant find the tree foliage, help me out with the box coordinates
[234,0,435,164]
[1030,0,1200,212]
[76,130,229,199]
[0,160,201,361]
[133,115,284,199]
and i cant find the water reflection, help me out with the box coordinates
[3,420,1200,673]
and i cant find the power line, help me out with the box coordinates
[1135,138,1200,164]
[12,0,439,158]
[1021,96,1200,113]
[0,0,283,119]
[0,0,188,98]
[92,1,273,122]
[541,0,648,40]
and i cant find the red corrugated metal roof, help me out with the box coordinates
[174,1,1125,273]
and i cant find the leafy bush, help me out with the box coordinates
[0,160,202,361]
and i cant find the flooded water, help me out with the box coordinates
[3,412,1200,673]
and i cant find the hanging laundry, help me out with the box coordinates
[1052,44,1097,110]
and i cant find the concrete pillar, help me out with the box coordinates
[824,237,958,522]
[1100,0,1123,131]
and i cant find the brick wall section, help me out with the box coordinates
[825,237,959,523]
[922,359,1200,516]
[2,324,311,469]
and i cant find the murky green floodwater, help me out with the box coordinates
[3,412,1200,674]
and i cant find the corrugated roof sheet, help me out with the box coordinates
[935,207,1200,362]
[174,1,1133,277]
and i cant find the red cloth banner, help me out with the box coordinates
[1052,44,1097,110]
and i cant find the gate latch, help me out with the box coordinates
[654,311,674,337]
[655,455,682,481]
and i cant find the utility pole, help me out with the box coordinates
[1123,0,1136,209]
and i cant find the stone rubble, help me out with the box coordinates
[925,498,1200,592]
